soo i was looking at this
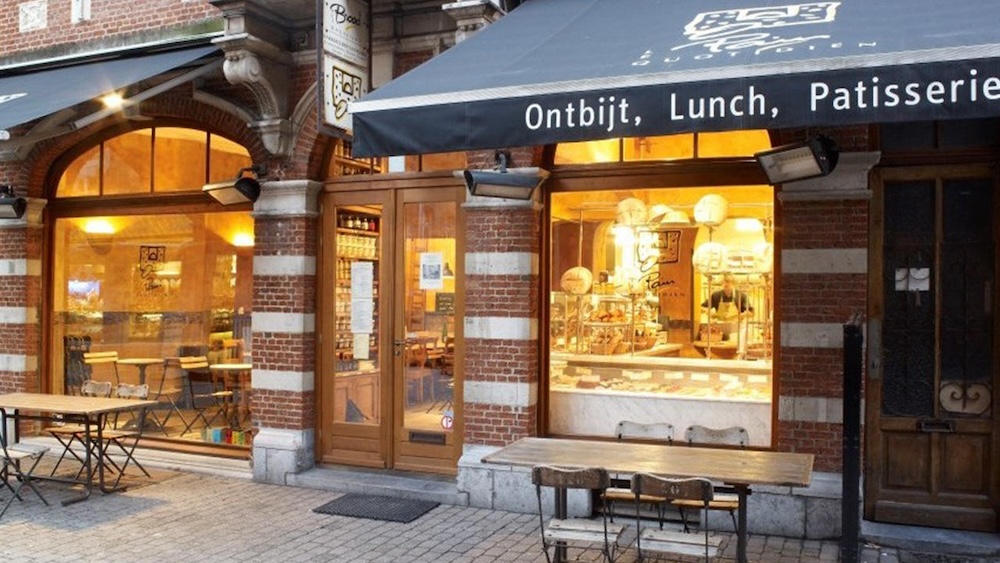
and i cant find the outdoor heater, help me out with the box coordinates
[754,135,839,184]
[203,165,265,205]
[0,185,27,219]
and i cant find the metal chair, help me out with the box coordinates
[602,421,674,528]
[0,430,50,520]
[532,464,626,563]
[46,379,115,477]
[180,356,233,435]
[673,425,748,533]
[101,383,152,485]
[631,474,721,562]
[148,359,190,436]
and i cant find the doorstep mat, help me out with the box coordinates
[313,494,439,523]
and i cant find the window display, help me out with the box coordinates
[549,186,774,446]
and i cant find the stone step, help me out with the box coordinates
[288,465,469,507]
[862,520,1000,562]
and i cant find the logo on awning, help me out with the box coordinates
[0,93,27,106]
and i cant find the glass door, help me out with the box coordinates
[320,189,392,467]
[393,187,463,473]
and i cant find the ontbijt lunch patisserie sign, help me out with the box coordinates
[349,0,1000,157]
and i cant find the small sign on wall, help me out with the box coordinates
[319,0,371,134]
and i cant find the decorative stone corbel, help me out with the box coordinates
[211,3,296,158]
[444,0,504,44]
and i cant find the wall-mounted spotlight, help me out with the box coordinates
[754,135,839,184]
[457,151,549,200]
[203,165,265,205]
[0,185,27,219]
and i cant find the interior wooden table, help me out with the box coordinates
[115,357,165,386]
[208,363,252,429]
[0,392,156,504]
[483,436,814,563]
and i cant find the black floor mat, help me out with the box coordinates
[313,494,439,523]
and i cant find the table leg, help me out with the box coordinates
[737,485,749,563]
[62,416,95,505]
[554,486,567,563]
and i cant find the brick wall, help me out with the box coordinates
[1,0,219,57]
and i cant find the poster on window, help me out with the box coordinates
[419,252,444,290]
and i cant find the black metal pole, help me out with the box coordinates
[841,314,863,563]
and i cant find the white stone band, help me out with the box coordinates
[251,312,315,334]
[464,380,537,407]
[782,248,867,274]
[464,316,537,340]
[780,322,845,349]
[465,252,537,276]
[778,395,847,424]
[252,369,314,392]
[253,255,316,277]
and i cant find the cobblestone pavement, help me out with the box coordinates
[0,471,940,562]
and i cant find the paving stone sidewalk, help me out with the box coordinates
[0,471,954,562]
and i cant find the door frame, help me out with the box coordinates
[865,164,1000,531]
[317,173,465,474]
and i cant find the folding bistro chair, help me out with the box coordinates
[100,383,152,485]
[631,474,721,563]
[601,421,674,528]
[0,428,50,520]
[532,465,626,563]
[45,379,115,477]
[673,425,748,533]
[147,360,190,436]
[180,356,233,435]
[83,351,120,385]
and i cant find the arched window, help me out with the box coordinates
[50,127,256,448]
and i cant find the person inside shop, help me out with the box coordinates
[702,274,752,340]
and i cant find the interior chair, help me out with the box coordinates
[180,356,233,435]
[222,339,245,363]
[83,350,120,385]
[631,474,722,563]
[673,425,748,533]
[101,383,152,486]
[0,437,49,520]
[148,360,190,436]
[46,379,115,477]
[601,421,674,528]
[425,345,455,414]
[532,464,626,563]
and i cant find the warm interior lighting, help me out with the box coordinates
[755,135,839,184]
[232,233,255,247]
[83,218,115,234]
[101,93,125,109]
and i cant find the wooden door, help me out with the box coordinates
[866,166,1000,531]
[319,189,393,468]
[392,187,464,473]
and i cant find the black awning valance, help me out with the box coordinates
[349,0,1000,156]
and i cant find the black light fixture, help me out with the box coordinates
[0,185,27,219]
[458,150,549,200]
[202,165,265,205]
[754,135,839,184]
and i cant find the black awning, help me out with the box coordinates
[350,0,1000,157]
[0,45,218,132]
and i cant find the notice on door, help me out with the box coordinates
[350,260,374,337]
[419,252,444,290]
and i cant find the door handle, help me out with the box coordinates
[393,339,406,357]
[916,420,955,433]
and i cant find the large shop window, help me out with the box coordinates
[51,127,255,447]
[548,133,774,447]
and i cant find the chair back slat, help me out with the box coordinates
[531,465,610,490]
[116,383,149,400]
[80,379,113,398]
[83,351,119,364]
[616,420,674,443]
[632,474,714,503]
[684,425,748,448]
[179,356,210,371]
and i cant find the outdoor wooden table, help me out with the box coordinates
[0,392,156,504]
[483,437,814,563]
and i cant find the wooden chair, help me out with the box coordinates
[602,421,674,528]
[631,474,721,562]
[180,356,233,435]
[83,351,120,385]
[532,465,626,563]
[46,379,114,477]
[672,425,748,533]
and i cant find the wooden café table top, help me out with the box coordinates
[0,392,155,416]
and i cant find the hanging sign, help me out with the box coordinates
[319,0,371,134]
